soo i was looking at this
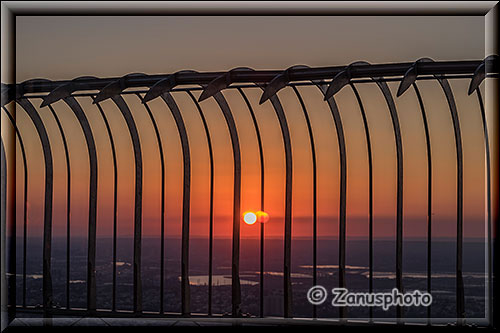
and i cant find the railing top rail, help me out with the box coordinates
[4,59,498,95]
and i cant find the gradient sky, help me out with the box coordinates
[4,16,488,240]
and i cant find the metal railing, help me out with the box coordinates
[1,56,498,326]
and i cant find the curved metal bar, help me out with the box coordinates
[372,79,404,320]
[40,77,102,311]
[265,65,348,319]
[235,87,266,318]
[325,70,351,100]
[259,66,302,104]
[398,57,465,322]
[348,83,374,320]
[143,71,196,315]
[202,69,287,317]
[1,135,16,322]
[434,77,464,322]
[397,61,420,97]
[9,80,54,315]
[110,95,143,314]
[185,90,215,316]
[159,92,191,316]
[93,101,118,311]
[263,93,293,318]
[92,101,119,312]
[315,83,348,319]
[135,93,167,314]
[330,62,404,320]
[143,70,198,104]
[199,69,266,317]
[476,88,492,325]
[40,77,107,312]
[1,106,29,308]
[93,73,147,104]
[209,92,242,318]
[347,63,404,320]
[411,83,433,321]
[258,65,306,318]
[199,67,255,102]
[143,76,177,103]
[39,76,99,108]
[58,96,98,313]
[467,55,498,95]
[45,105,72,310]
[16,98,54,316]
[290,86,318,318]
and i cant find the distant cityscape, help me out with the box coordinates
[13,237,487,322]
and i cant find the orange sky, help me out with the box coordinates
[2,78,488,239]
[1,15,490,240]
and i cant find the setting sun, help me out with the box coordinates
[243,211,257,225]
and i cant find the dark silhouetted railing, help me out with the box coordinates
[1,56,498,326]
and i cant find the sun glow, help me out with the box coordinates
[256,211,269,224]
